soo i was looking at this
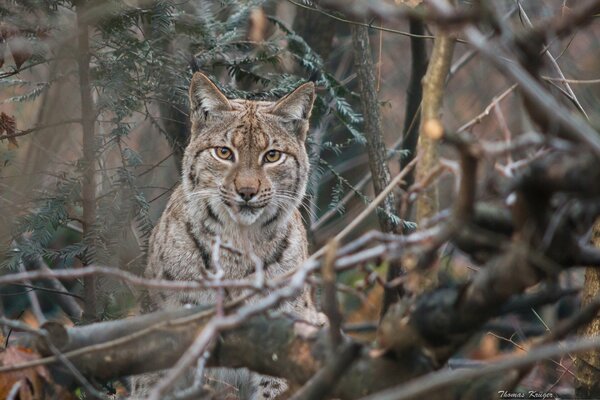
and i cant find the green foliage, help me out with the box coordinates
[2,177,84,271]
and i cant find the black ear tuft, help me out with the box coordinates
[189,57,202,73]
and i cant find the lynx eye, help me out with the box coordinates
[214,147,234,161]
[263,150,282,163]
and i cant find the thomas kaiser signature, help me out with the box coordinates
[497,391,555,399]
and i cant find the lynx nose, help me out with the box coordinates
[237,187,258,202]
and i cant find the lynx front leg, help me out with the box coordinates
[253,375,288,400]
[129,371,165,399]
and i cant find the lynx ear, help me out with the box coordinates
[271,82,315,121]
[189,72,232,118]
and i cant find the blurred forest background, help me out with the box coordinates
[1,0,600,399]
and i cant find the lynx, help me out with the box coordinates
[132,72,320,399]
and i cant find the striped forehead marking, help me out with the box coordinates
[230,105,270,150]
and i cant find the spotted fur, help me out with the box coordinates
[132,72,320,399]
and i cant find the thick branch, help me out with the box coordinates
[11,310,419,400]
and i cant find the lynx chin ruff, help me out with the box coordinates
[131,72,321,399]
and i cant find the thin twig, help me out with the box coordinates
[0,119,81,141]
[285,0,436,39]
[456,85,518,133]
[0,265,258,291]
[542,76,600,84]
[517,2,589,119]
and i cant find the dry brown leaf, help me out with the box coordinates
[0,346,49,399]
[344,285,383,342]
[469,334,500,360]
[114,380,129,397]
[21,311,41,330]
[0,112,18,148]
[7,35,32,69]
[0,346,78,400]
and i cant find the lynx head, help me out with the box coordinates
[182,72,315,226]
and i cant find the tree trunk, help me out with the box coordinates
[400,18,428,194]
[76,1,97,321]
[414,33,454,223]
[575,220,600,398]
[351,25,396,234]
[352,24,408,317]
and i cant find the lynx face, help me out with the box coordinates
[182,73,315,226]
